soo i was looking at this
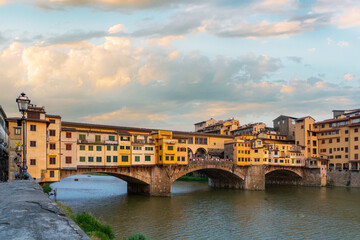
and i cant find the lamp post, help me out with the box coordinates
[16,92,30,179]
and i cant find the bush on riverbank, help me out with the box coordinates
[42,184,52,194]
[177,175,208,182]
[56,201,115,240]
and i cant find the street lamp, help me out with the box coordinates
[16,92,30,179]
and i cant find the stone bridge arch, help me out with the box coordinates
[59,166,152,185]
[194,147,207,159]
[265,166,303,185]
[168,161,247,189]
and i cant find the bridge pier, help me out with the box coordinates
[244,165,265,191]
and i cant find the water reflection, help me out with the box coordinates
[52,175,360,240]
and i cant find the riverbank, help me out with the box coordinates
[177,175,208,182]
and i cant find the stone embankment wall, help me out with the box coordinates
[0,179,89,240]
[327,170,360,187]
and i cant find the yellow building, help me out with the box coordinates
[131,134,155,165]
[152,130,177,164]
[224,139,251,165]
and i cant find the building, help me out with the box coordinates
[273,115,297,140]
[194,118,217,132]
[231,122,266,136]
[0,106,9,181]
[200,118,239,135]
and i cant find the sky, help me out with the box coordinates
[0,0,359,131]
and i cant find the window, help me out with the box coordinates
[195,137,207,145]
[79,156,85,162]
[49,143,56,150]
[107,145,111,151]
[50,171,54,178]
[88,157,94,162]
[66,144,72,150]
[355,128,359,133]
[113,156,118,162]
[95,135,101,143]
[322,140,325,144]
[66,132,72,138]
[50,157,56,164]
[329,148,332,154]
[337,138,340,143]
[49,119,56,124]
[166,156,169,161]
[145,155,151,161]
[107,156,111,162]
[120,146,125,150]
[171,156,174,161]
[355,146,359,150]
[329,139,332,144]
[30,159,36,165]
[79,134,86,140]
[188,137,193,144]
[89,146,93,151]
[355,137,359,141]
[96,146,102,151]
[49,130,56,136]
[126,146,130,150]
[345,138,349,142]
[30,124,36,131]
[109,135,115,141]
[135,156,140,162]
[14,127,21,135]
[114,146,118,151]
[80,145,85,150]
[30,141,36,147]
[65,157,72,164]
[182,157,185,162]
[355,154,359,160]
[96,157,102,162]
[122,156,128,162]
[345,130,349,134]
[177,156,180,161]
[168,146,173,150]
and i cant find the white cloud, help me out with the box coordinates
[108,24,126,34]
[307,48,316,52]
[343,73,354,81]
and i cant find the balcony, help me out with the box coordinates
[77,139,118,145]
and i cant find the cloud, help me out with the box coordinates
[287,56,302,63]
[327,37,349,47]
[108,24,126,34]
[313,0,360,28]
[343,73,354,81]
[0,35,358,130]
[307,48,316,52]
[252,0,300,14]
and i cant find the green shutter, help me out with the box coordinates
[109,135,115,141]
[88,146,93,151]
[96,146,102,151]
[182,157,185,161]
[79,134,86,140]
[107,145,111,151]
[171,156,174,161]
[96,157,102,162]
[145,156,151,161]
[95,135,101,143]
[114,146,118,151]
[107,156,111,162]
[80,145,85,150]
[113,156,118,162]
[135,156,140,162]
[79,156,85,162]
[122,156,128,162]
[88,157,94,162]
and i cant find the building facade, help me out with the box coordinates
[0,106,9,181]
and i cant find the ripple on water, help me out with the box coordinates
[52,175,360,240]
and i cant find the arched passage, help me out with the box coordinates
[265,169,302,185]
[188,148,194,159]
[195,148,207,159]
[172,165,246,190]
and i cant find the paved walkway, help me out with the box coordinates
[0,180,89,240]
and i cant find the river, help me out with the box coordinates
[50,175,360,240]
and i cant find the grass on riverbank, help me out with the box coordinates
[124,233,150,240]
[177,175,208,182]
[57,201,115,240]
[42,183,52,194]
[83,173,109,176]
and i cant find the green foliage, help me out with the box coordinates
[42,184,52,194]
[124,233,150,240]
[56,202,115,240]
[177,175,208,182]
